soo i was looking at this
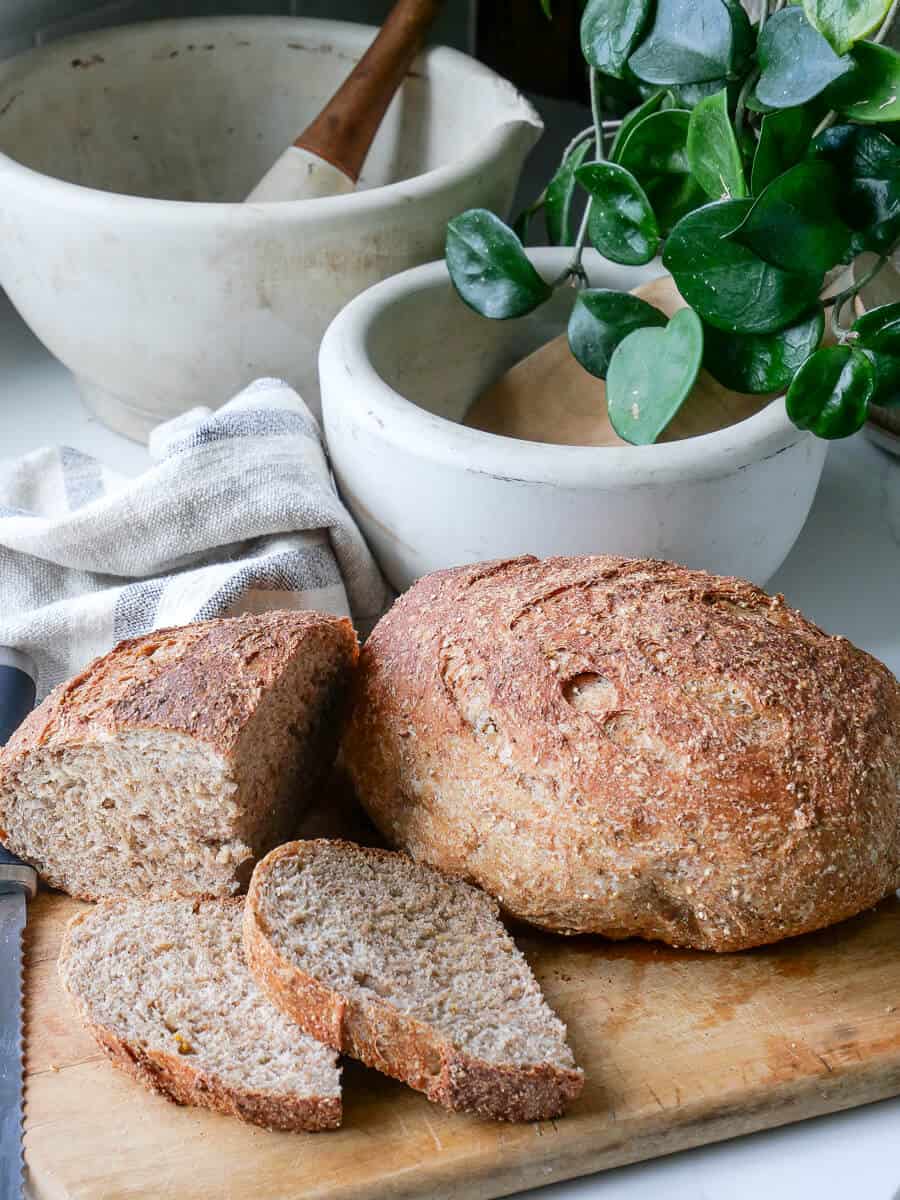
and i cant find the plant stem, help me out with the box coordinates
[734,67,760,139]
[811,110,838,139]
[559,125,596,166]
[589,68,605,161]
[551,68,607,290]
[830,255,889,340]
[875,0,900,42]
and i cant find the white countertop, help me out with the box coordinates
[3,286,900,1198]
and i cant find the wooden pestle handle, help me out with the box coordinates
[295,0,445,184]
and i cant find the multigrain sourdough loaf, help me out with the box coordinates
[340,556,900,952]
[0,611,358,900]
[59,898,341,1131]
[243,839,584,1122]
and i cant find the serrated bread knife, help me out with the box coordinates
[0,648,37,1200]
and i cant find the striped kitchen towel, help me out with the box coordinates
[0,379,391,699]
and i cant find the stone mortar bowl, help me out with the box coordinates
[0,16,541,439]
[320,249,829,591]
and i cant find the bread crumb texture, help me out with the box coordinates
[341,556,900,951]
[58,897,341,1131]
[0,610,358,900]
[245,840,583,1121]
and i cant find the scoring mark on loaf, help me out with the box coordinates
[351,554,900,948]
[601,711,690,771]
[698,589,827,641]
[562,673,618,714]
[438,563,803,785]
[561,673,687,766]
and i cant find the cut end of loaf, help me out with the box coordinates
[0,611,359,900]
[244,839,584,1122]
[58,897,342,1132]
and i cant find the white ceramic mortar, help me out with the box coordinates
[0,17,541,440]
[320,250,829,591]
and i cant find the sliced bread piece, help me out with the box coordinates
[58,897,341,1132]
[243,840,584,1122]
[0,610,358,899]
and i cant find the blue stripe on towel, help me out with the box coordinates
[60,447,104,510]
[195,545,342,621]
[162,408,320,458]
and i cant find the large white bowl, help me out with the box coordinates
[0,17,540,440]
[320,249,829,591]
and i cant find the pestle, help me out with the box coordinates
[464,276,769,446]
[247,0,444,202]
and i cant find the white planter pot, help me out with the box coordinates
[0,17,540,440]
[320,250,829,591]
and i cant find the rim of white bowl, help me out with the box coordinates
[0,16,542,221]
[321,248,814,490]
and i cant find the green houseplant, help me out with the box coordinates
[445,0,900,444]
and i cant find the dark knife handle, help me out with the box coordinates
[0,649,38,898]
[0,650,36,746]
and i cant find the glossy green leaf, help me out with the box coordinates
[756,8,852,109]
[852,302,900,406]
[668,77,733,109]
[540,0,552,17]
[827,41,900,122]
[727,161,852,275]
[802,0,893,55]
[629,0,733,85]
[609,89,671,162]
[617,107,692,176]
[751,106,820,195]
[568,288,667,378]
[581,0,652,77]
[786,345,875,437]
[864,351,900,407]
[642,172,709,233]
[687,88,747,199]
[545,141,591,246]
[811,125,900,254]
[577,162,660,265]
[616,107,707,230]
[663,199,824,333]
[445,209,552,320]
[745,92,777,115]
[607,307,704,443]
[512,208,532,243]
[723,0,755,77]
[703,305,825,393]
[853,301,900,350]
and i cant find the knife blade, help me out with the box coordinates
[0,649,37,1200]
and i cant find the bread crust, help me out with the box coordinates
[1,610,357,763]
[340,556,900,952]
[58,902,341,1133]
[243,841,584,1123]
[0,610,359,899]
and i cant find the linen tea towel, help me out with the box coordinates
[0,379,391,699]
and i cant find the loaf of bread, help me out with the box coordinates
[59,898,341,1131]
[243,839,583,1121]
[340,556,900,952]
[0,611,358,900]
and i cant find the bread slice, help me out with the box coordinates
[0,611,358,900]
[243,840,584,1122]
[59,897,341,1132]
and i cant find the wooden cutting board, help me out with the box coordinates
[24,890,900,1200]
